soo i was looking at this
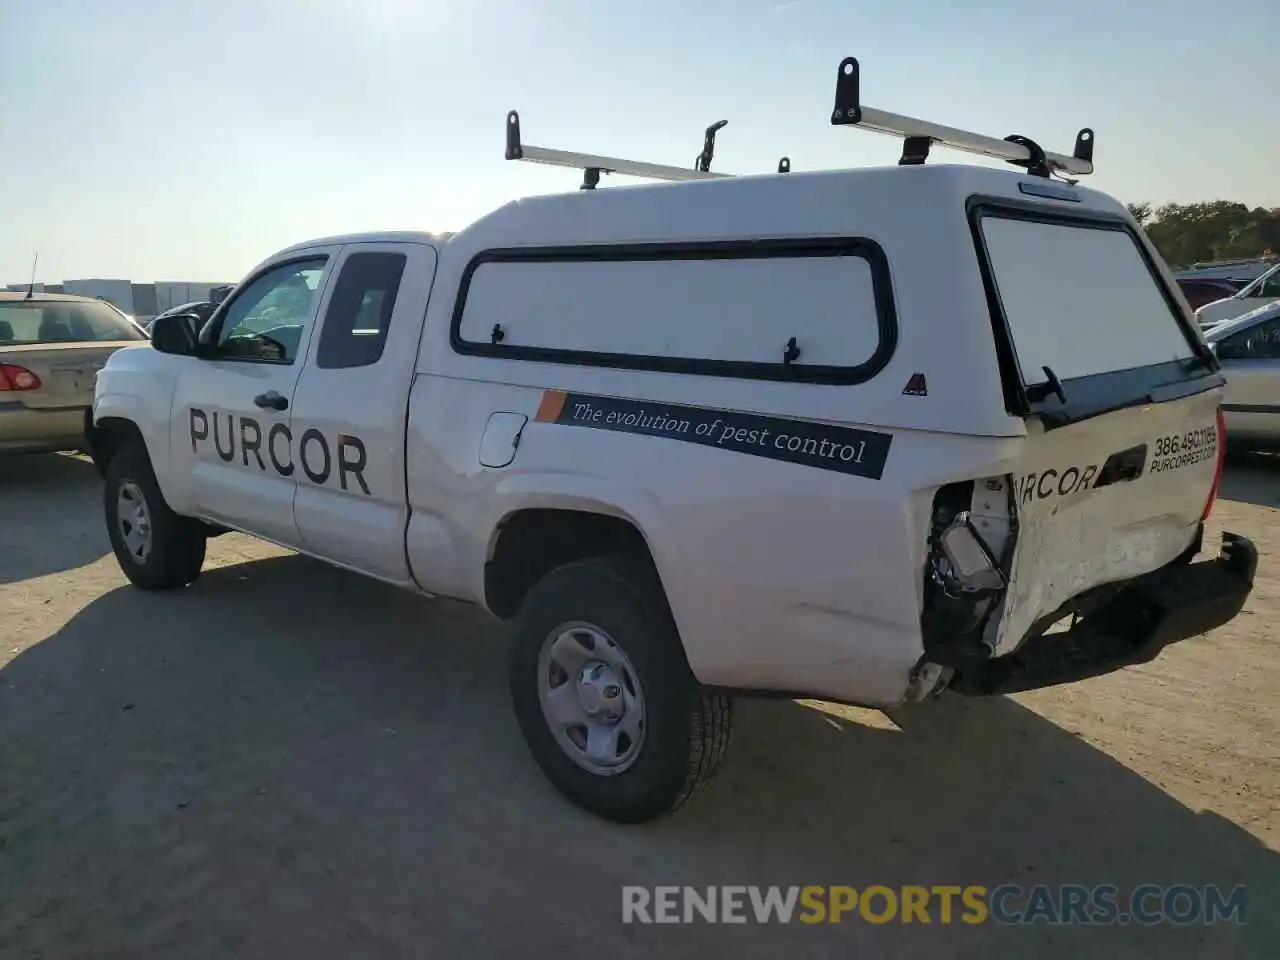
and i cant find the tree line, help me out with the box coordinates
[1127,201,1280,270]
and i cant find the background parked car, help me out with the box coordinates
[143,300,216,335]
[1177,277,1248,311]
[1174,256,1276,284]
[1,292,149,454]
[1195,261,1280,329]
[1206,299,1280,449]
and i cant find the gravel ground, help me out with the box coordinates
[1,452,1276,959]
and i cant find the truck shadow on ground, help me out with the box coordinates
[0,554,1274,959]
[0,453,107,584]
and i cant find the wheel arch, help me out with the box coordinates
[86,414,146,477]
[484,505,665,620]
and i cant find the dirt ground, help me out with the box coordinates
[1,453,1276,959]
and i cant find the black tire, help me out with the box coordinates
[104,442,206,590]
[509,556,733,824]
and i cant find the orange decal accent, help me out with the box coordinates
[535,389,568,423]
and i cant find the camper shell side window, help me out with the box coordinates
[448,237,899,386]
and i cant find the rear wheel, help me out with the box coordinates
[104,443,206,590]
[509,556,733,824]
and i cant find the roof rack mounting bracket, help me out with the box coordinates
[504,109,734,186]
[696,120,729,173]
[829,55,1095,177]
[1074,128,1095,164]
[505,110,524,161]
[1003,134,1051,179]
[777,156,792,174]
[899,136,932,166]
[832,56,862,124]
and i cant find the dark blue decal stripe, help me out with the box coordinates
[535,389,893,479]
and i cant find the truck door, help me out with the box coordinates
[1213,312,1280,441]
[288,241,439,582]
[168,250,337,546]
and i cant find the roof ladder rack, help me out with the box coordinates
[829,56,1095,179]
[505,111,736,189]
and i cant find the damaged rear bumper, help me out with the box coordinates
[949,532,1258,696]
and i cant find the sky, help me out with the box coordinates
[2,0,1277,284]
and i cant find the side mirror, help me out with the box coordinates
[149,312,201,356]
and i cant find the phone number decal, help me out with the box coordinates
[1150,425,1218,474]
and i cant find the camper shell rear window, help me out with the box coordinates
[968,198,1219,425]
[449,238,898,385]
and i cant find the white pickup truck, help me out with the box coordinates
[89,60,1258,823]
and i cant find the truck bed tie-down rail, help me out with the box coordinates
[505,54,1094,187]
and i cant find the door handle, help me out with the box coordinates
[1094,443,1147,488]
[253,391,289,411]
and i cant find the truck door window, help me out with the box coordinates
[1217,317,1280,360]
[214,258,327,364]
[1255,272,1280,299]
[314,252,407,369]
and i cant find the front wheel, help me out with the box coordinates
[104,443,206,590]
[509,556,733,824]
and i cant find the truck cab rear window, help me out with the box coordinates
[315,252,407,369]
[975,211,1197,385]
[450,239,896,385]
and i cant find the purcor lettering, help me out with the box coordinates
[268,422,294,476]
[186,407,369,495]
[299,428,331,485]
[189,408,209,453]
[1017,462,1100,505]
[1017,427,1214,503]
[337,435,371,495]
[212,411,235,463]
[240,418,265,470]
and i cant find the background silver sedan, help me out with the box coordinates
[1206,299,1280,448]
[1195,260,1280,330]
[0,292,148,455]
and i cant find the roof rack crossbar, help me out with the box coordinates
[505,110,733,188]
[830,56,1095,178]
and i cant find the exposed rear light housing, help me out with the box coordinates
[0,363,42,391]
